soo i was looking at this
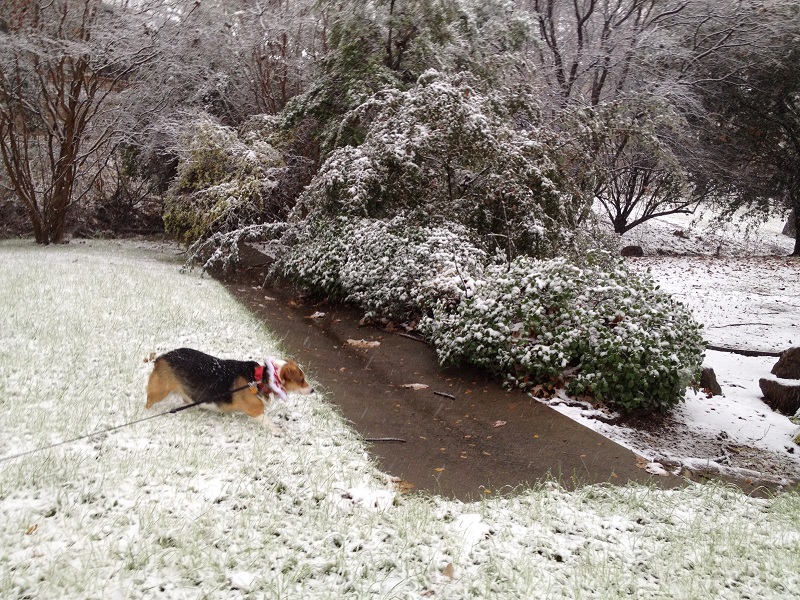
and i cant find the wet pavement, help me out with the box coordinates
[225,266,686,501]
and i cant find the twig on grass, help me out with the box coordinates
[393,332,426,343]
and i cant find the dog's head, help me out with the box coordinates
[277,360,314,395]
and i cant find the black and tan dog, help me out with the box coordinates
[146,348,313,431]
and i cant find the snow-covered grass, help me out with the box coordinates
[2,239,799,599]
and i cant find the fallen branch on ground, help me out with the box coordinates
[706,345,782,358]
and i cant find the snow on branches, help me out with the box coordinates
[293,71,582,260]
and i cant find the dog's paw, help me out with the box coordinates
[263,421,283,436]
[252,414,282,435]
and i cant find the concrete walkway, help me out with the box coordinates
[228,272,685,501]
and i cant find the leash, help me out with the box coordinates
[0,383,256,465]
[0,378,408,463]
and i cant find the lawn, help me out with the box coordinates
[1,239,798,599]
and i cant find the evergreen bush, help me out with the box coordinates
[277,215,488,322]
[292,71,580,260]
[421,257,705,414]
[164,116,287,243]
[278,216,704,414]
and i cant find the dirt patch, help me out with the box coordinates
[590,409,800,485]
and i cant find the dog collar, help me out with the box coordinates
[255,358,288,401]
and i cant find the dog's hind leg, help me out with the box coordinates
[146,360,188,409]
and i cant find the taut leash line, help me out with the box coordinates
[0,383,255,464]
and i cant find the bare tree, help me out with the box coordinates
[0,0,159,244]
[522,0,784,235]
[576,100,695,234]
[528,0,689,108]
[152,0,328,125]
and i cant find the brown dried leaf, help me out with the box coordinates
[395,480,416,494]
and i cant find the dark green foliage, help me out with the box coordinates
[423,257,705,414]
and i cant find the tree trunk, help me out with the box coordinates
[612,214,628,235]
[27,205,47,244]
[788,190,800,256]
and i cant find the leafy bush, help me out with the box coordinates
[164,178,272,244]
[277,215,489,322]
[184,222,289,278]
[561,214,622,269]
[163,115,296,244]
[277,215,703,414]
[421,257,705,414]
[292,71,580,260]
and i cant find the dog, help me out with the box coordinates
[145,348,313,432]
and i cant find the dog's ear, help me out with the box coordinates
[280,361,313,393]
[280,361,304,385]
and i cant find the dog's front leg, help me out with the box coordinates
[251,412,282,435]
[252,396,282,434]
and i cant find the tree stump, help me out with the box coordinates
[700,367,722,396]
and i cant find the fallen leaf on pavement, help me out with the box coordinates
[346,339,381,348]
[402,383,429,390]
[394,480,416,494]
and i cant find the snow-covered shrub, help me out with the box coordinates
[164,115,291,243]
[422,257,705,414]
[561,213,622,269]
[277,215,488,322]
[292,71,579,259]
[274,218,354,301]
